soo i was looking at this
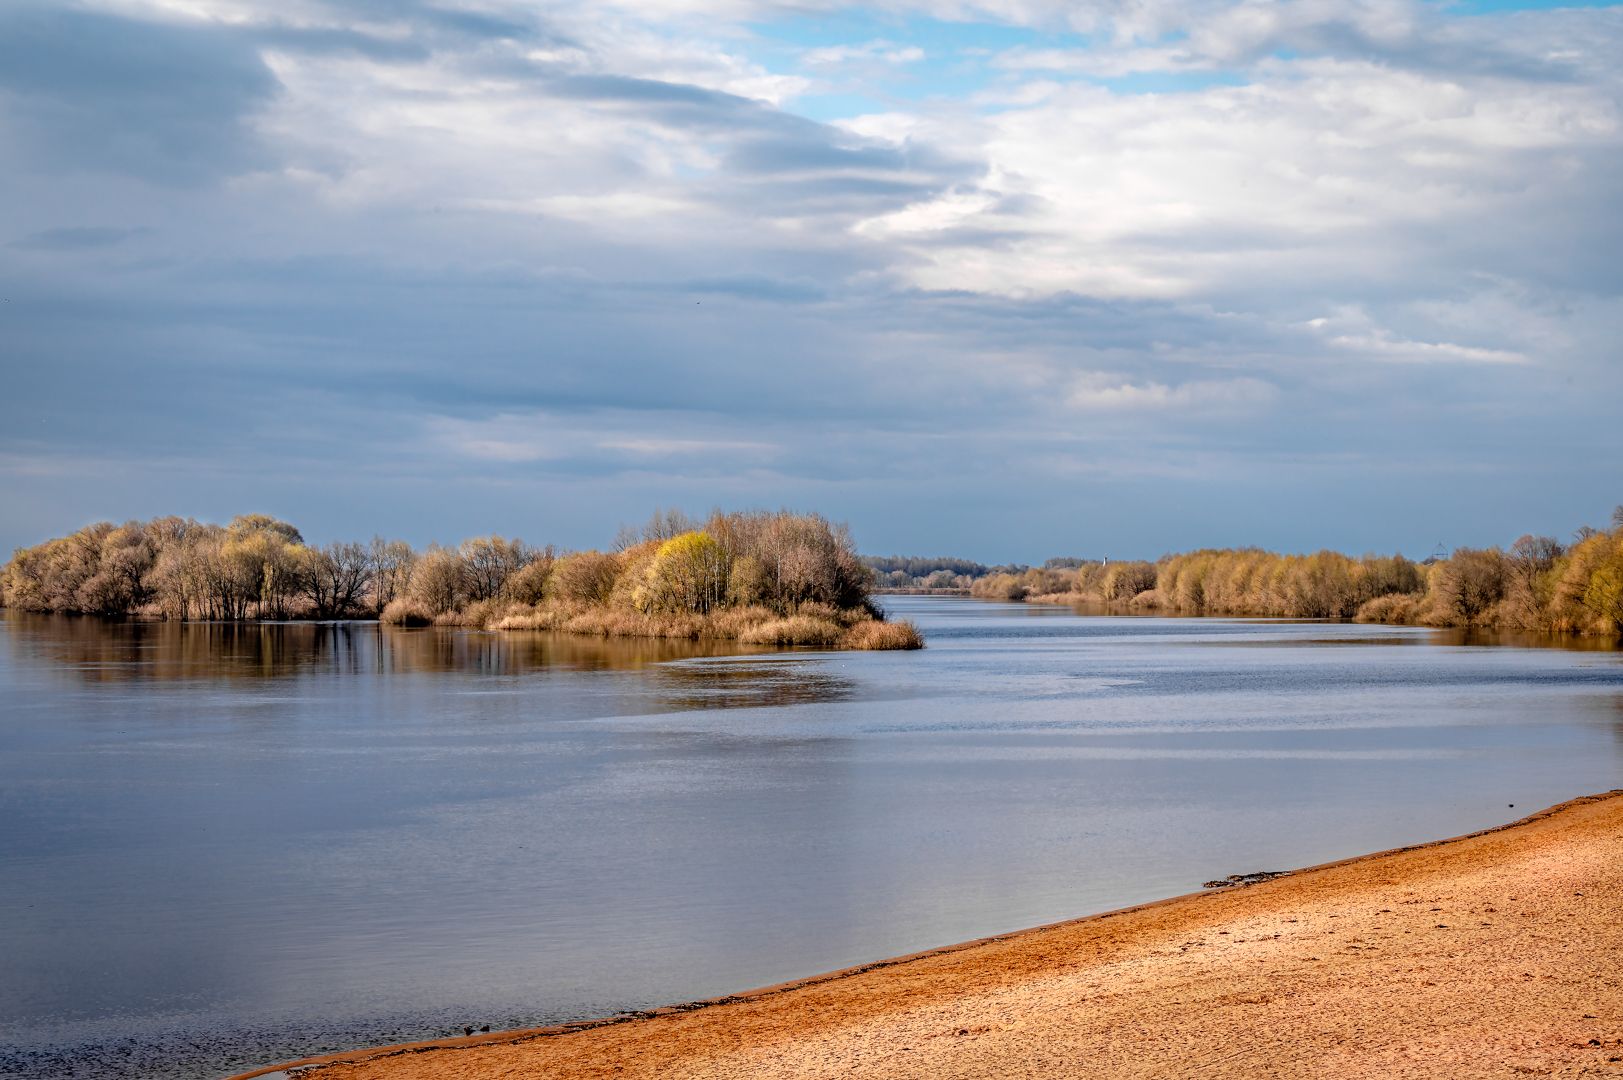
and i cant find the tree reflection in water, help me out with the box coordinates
[0,611,858,708]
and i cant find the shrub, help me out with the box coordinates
[841,619,924,650]
[549,551,621,605]
[1353,593,1425,625]
[1160,552,1212,612]
[432,598,514,629]
[970,572,1027,600]
[500,553,554,605]
[490,609,561,631]
[380,598,433,627]
[1102,561,1157,602]
[1431,548,1510,624]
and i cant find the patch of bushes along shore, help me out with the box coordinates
[968,508,1623,638]
[0,509,923,650]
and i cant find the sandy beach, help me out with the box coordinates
[241,791,1623,1080]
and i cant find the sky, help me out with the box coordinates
[1,0,1619,563]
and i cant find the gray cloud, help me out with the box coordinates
[549,73,741,108]
[332,0,538,42]
[239,0,565,61]
[0,4,280,183]
[10,226,149,251]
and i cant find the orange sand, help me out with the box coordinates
[238,791,1623,1080]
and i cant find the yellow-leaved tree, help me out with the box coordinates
[638,531,729,614]
[1582,533,1623,634]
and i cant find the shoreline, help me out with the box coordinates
[228,789,1623,1079]
[1002,590,1623,642]
[0,609,924,650]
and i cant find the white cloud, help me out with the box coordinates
[850,40,1622,318]
[853,188,999,237]
[1306,310,1528,365]
[1328,333,1526,365]
[427,414,566,463]
[1067,374,1279,411]
[429,412,782,466]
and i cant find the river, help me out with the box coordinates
[1,597,1619,1078]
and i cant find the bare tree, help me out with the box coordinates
[459,536,534,602]
[299,542,376,618]
[406,547,466,615]
[369,538,416,608]
[1433,548,1511,624]
[640,507,695,544]
[500,545,555,604]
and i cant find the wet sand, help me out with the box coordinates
[240,791,1623,1080]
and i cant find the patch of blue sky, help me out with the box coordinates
[790,92,891,123]
[867,58,1000,102]
[780,62,992,122]
[746,11,1092,120]
[744,10,1335,121]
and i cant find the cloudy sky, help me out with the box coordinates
[1,0,1619,561]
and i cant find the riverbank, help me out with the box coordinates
[237,790,1623,1080]
[965,530,1623,642]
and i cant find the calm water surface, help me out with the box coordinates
[2,597,1620,1079]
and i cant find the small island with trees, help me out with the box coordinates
[0,508,924,651]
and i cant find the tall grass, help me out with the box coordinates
[379,598,433,627]
[841,619,924,650]
[740,615,844,647]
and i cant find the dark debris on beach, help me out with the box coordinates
[1202,871,1289,889]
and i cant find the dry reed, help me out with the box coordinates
[840,619,924,650]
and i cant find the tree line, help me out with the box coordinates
[0,510,924,650]
[964,507,1623,637]
[0,515,414,621]
[864,555,1044,591]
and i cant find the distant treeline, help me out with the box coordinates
[969,509,1623,638]
[0,510,923,650]
[864,554,1040,591]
